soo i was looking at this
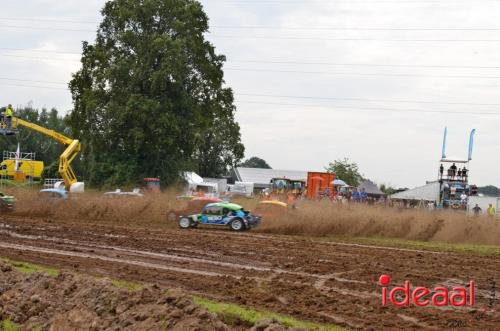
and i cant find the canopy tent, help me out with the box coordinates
[358,180,385,197]
[333,179,347,186]
[390,182,440,202]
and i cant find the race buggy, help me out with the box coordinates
[0,191,15,212]
[178,202,261,231]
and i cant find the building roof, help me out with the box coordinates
[390,181,440,202]
[358,180,385,196]
[233,167,308,188]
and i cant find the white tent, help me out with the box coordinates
[182,172,204,185]
[391,182,440,202]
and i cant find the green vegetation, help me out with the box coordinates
[239,157,272,169]
[3,259,59,277]
[325,158,364,186]
[1,320,21,331]
[193,296,345,331]
[111,279,144,292]
[478,185,500,197]
[331,236,500,256]
[68,0,244,187]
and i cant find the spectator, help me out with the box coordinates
[462,167,468,181]
[361,188,367,203]
[439,164,444,179]
[472,204,482,216]
[450,163,457,179]
[487,204,496,217]
[353,189,360,202]
[5,104,13,129]
[458,168,463,179]
[460,192,468,205]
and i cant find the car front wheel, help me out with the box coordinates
[230,219,245,231]
[179,217,192,229]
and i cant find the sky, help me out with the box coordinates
[1,0,500,188]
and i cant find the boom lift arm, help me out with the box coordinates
[12,117,81,191]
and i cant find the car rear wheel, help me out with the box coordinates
[179,217,192,229]
[230,219,245,231]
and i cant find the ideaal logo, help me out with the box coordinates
[379,274,475,307]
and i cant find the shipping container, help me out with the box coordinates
[306,172,335,199]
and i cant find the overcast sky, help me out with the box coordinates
[2,0,500,188]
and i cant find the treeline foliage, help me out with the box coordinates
[239,157,272,169]
[68,0,244,187]
[0,106,71,178]
[326,158,364,187]
[478,185,500,197]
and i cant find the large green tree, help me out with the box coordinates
[326,158,364,187]
[69,0,244,187]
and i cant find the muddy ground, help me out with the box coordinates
[0,259,238,331]
[0,214,499,330]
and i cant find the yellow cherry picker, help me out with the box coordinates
[0,117,82,192]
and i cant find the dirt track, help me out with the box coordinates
[0,215,499,330]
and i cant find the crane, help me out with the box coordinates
[0,117,81,191]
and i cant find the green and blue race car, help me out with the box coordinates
[178,202,261,231]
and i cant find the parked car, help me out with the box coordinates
[178,202,261,231]
[104,188,144,197]
[0,191,16,211]
[39,188,68,200]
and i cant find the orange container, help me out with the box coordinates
[306,172,335,199]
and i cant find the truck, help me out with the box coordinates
[0,159,44,180]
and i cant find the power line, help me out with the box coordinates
[226,67,500,79]
[2,49,500,70]
[3,25,500,42]
[0,54,80,62]
[0,25,94,33]
[0,47,81,55]
[212,0,500,3]
[3,78,499,115]
[3,17,500,31]
[230,59,500,70]
[0,17,98,24]
[0,83,68,90]
[211,25,500,31]
[210,35,500,42]
[4,81,499,116]
[236,100,500,116]
[0,77,67,85]
[5,75,499,107]
[236,93,500,107]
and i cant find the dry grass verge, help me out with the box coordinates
[4,188,500,246]
[255,200,500,246]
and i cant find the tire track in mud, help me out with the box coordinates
[0,230,377,298]
[0,242,226,278]
[0,218,499,330]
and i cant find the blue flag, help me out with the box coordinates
[441,127,448,159]
[468,129,476,161]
